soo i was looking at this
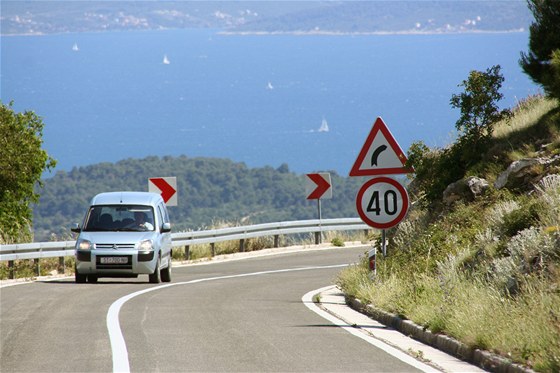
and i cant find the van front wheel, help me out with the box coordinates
[161,260,171,283]
[75,268,87,283]
[149,257,161,284]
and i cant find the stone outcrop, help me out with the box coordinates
[443,176,489,205]
[494,156,560,190]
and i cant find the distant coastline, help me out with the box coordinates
[2,28,527,38]
[219,29,527,36]
[1,1,531,39]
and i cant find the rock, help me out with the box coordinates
[495,156,560,190]
[494,158,542,189]
[443,176,489,205]
[466,176,490,196]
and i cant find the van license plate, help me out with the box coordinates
[100,257,128,264]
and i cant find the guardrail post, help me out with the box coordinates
[239,239,245,253]
[8,260,14,279]
[58,257,65,274]
[34,258,40,276]
[184,245,190,260]
[274,235,279,248]
[315,232,321,245]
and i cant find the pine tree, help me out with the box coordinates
[519,0,560,99]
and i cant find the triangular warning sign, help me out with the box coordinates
[349,117,413,176]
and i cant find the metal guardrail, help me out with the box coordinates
[0,241,77,262]
[0,218,370,263]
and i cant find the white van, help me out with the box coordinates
[72,192,172,283]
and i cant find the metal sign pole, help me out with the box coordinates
[382,229,387,257]
[316,199,322,244]
[368,247,377,277]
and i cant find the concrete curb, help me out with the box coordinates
[345,296,535,373]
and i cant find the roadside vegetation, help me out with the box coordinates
[336,91,560,372]
[338,94,560,371]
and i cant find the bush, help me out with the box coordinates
[407,66,509,204]
[330,237,345,247]
[501,201,541,237]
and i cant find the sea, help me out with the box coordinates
[1,29,539,176]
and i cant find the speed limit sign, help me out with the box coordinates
[356,177,409,229]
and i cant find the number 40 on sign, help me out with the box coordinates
[356,177,409,230]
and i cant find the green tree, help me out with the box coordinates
[450,65,510,167]
[408,66,509,204]
[519,0,560,99]
[0,102,56,243]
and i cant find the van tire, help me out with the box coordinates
[75,269,87,283]
[161,261,171,283]
[149,257,161,284]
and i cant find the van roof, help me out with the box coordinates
[90,192,164,206]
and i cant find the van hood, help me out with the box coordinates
[78,231,157,245]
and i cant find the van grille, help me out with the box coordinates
[95,243,136,250]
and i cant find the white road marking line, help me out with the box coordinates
[106,264,349,373]
[302,286,440,373]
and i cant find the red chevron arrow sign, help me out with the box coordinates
[306,173,332,200]
[148,177,177,206]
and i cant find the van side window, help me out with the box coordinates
[159,203,170,224]
[157,205,164,229]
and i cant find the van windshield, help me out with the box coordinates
[83,205,155,232]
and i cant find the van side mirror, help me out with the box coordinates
[71,224,81,233]
[161,222,171,233]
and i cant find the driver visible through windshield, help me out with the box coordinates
[84,205,155,232]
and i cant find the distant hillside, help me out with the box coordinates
[232,1,532,34]
[2,1,531,36]
[32,157,364,241]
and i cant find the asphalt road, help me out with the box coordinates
[1,246,426,372]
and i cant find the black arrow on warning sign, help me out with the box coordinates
[371,145,387,166]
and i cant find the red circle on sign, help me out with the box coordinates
[356,177,409,229]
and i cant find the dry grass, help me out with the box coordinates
[493,95,558,139]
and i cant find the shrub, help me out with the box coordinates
[502,207,537,237]
[330,237,345,247]
[407,66,509,204]
[450,65,511,164]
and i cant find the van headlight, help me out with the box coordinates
[138,240,153,251]
[77,239,93,250]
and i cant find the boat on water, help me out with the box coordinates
[318,118,329,132]
[72,43,79,52]
[163,55,170,64]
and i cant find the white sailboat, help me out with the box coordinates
[72,43,79,52]
[318,117,329,132]
[266,81,274,90]
[163,54,170,65]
